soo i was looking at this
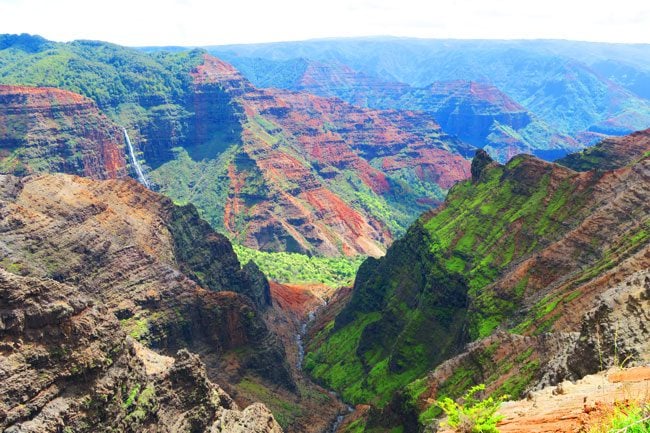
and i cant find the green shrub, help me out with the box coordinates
[590,402,650,433]
[435,384,506,433]
[232,243,364,288]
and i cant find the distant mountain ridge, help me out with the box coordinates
[217,57,582,161]
[210,37,650,147]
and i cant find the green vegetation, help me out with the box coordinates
[589,402,650,433]
[0,38,203,110]
[305,152,645,431]
[304,312,381,403]
[123,384,141,409]
[237,377,305,429]
[233,243,364,288]
[120,383,157,424]
[119,316,150,340]
[150,146,235,230]
[436,384,506,433]
[345,419,367,433]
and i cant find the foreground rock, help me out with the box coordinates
[496,366,650,433]
[0,269,282,432]
[0,173,295,430]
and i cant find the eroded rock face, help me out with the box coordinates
[0,269,282,433]
[0,85,128,179]
[177,54,473,257]
[0,173,294,393]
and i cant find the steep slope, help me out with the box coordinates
[0,173,323,426]
[0,85,128,179]
[0,269,283,433]
[151,54,473,256]
[304,130,650,432]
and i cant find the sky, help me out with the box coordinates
[1,0,649,46]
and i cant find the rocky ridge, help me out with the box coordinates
[0,269,282,432]
[304,129,650,432]
[0,173,297,430]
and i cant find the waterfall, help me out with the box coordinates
[122,128,150,188]
[326,405,354,433]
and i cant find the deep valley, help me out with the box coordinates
[1,33,649,433]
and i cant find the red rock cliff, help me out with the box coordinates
[0,85,127,179]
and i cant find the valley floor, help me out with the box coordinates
[261,281,349,433]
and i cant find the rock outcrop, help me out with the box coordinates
[0,85,128,179]
[0,269,283,433]
[0,173,296,419]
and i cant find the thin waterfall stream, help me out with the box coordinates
[296,310,315,370]
[123,128,150,188]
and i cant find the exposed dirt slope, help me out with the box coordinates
[497,366,650,433]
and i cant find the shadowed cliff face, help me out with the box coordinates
[0,269,283,433]
[0,85,128,179]
[305,130,650,432]
[150,54,473,257]
[0,174,294,396]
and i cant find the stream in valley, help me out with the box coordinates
[295,306,355,433]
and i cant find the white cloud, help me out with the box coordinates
[0,0,648,46]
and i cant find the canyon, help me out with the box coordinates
[0,173,342,432]
[0,33,649,433]
[0,38,477,256]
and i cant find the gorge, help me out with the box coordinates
[0,33,649,433]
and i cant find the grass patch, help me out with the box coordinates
[233,244,365,288]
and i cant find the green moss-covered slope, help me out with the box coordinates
[306,130,650,431]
